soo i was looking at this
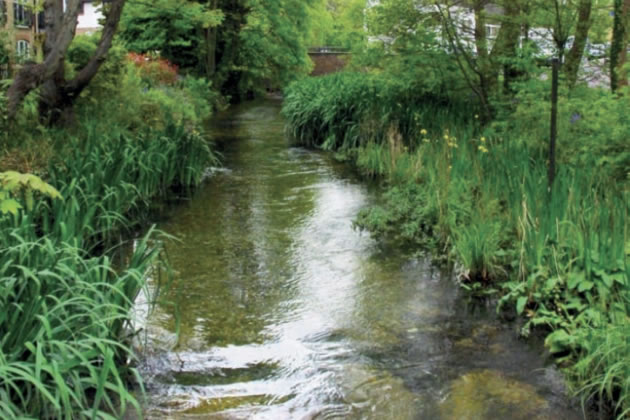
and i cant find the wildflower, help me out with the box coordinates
[448,165,452,170]
[570,113,581,124]
[480,136,486,143]
[443,134,450,141]
[421,129,428,136]
[423,138,430,143]
[478,145,489,153]
[475,114,479,119]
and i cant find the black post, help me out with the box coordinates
[549,58,559,189]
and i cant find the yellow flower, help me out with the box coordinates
[448,165,452,170]
[481,136,486,143]
[475,114,479,119]
[420,129,428,136]
[443,134,449,141]
[478,145,489,153]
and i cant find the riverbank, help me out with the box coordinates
[283,72,629,418]
[0,49,219,417]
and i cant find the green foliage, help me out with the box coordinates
[0,30,10,67]
[120,0,223,70]
[491,80,630,181]
[237,0,314,93]
[120,0,318,99]
[283,72,473,151]
[283,70,630,414]
[1,30,220,416]
[308,0,367,49]
[569,321,630,418]
[0,171,61,214]
[0,116,217,418]
[67,34,130,108]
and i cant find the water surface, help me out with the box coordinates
[135,100,583,419]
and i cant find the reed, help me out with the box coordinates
[0,118,217,418]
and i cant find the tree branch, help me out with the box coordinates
[65,0,127,97]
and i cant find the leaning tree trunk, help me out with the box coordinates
[8,0,127,125]
[564,0,593,89]
[7,0,82,119]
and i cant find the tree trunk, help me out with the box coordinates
[490,1,521,93]
[564,0,592,88]
[474,0,495,100]
[8,0,127,125]
[610,0,628,91]
[7,0,82,118]
[205,0,219,79]
[614,0,630,89]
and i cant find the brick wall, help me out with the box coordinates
[309,53,349,76]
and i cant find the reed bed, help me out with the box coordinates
[0,121,217,419]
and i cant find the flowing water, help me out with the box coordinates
[134,99,583,419]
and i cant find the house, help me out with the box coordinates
[76,0,105,35]
[366,1,503,52]
[0,0,41,63]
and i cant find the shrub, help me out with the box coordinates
[128,52,179,86]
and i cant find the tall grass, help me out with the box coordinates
[0,120,217,418]
[282,72,474,152]
[283,71,630,417]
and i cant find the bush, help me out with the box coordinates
[128,52,179,86]
[490,79,630,182]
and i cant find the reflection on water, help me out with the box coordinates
[134,100,582,419]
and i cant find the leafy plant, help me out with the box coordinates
[0,171,62,215]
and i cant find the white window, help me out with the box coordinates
[16,39,30,59]
[14,0,31,28]
[486,24,500,39]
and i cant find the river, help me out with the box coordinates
[133,99,583,419]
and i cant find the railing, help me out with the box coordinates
[308,47,351,54]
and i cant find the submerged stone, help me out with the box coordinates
[440,369,549,420]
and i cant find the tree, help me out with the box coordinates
[564,0,593,88]
[7,0,127,124]
[120,0,223,72]
[236,0,314,94]
[121,0,314,99]
[611,0,630,91]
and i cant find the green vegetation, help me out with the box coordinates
[2,0,630,416]
[0,123,214,418]
[1,0,328,413]
[120,0,317,99]
[283,4,630,412]
[0,24,219,416]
